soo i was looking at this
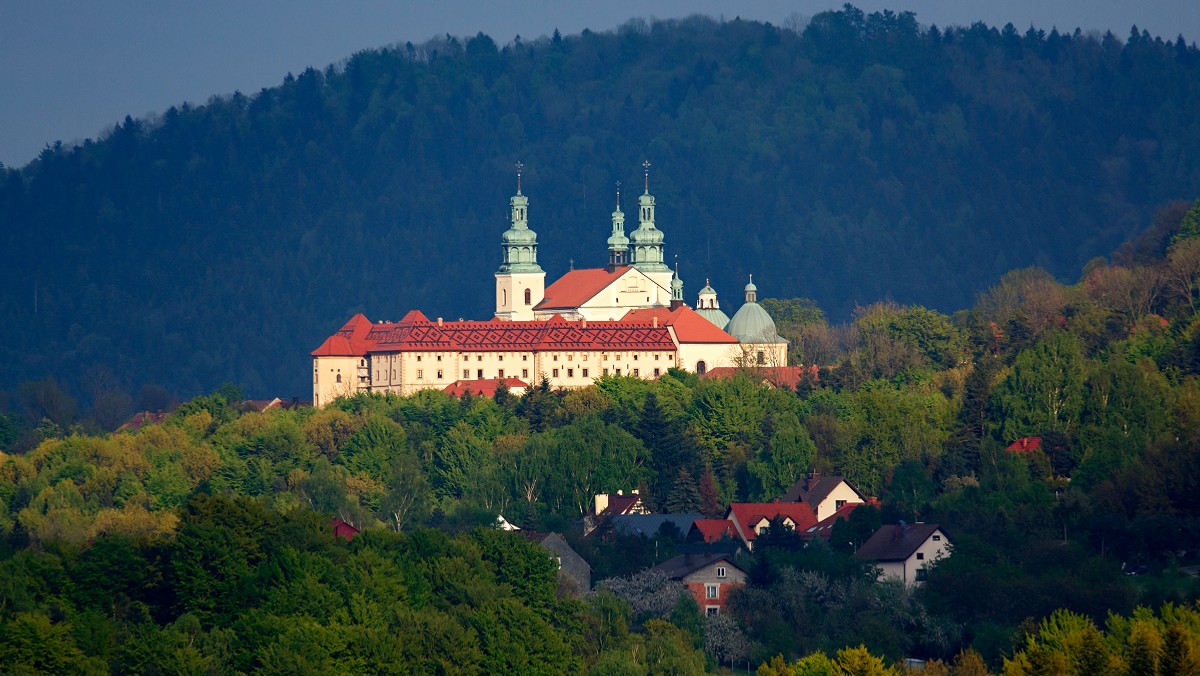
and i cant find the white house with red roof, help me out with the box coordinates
[310,165,789,405]
[724,502,818,551]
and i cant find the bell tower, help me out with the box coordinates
[495,161,545,320]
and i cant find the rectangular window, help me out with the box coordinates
[477,369,484,379]
[437,355,442,362]
[654,353,660,360]
[416,369,423,380]
[633,368,639,377]
[416,355,422,362]
[615,368,621,375]
[716,566,726,578]
[552,368,559,377]
[522,369,529,378]
[633,354,638,361]
[916,552,925,560]
[437,370,443,379]
[706,585,718,599]
[582,369,589,378]
[553,354,559,361]
[523,355,528,361]
[477,355,482,362]
[498,369,505,378]
[567,368,574,377]
[582,353,588,361]
[706,607,719,617]
[668,354,673,360]
[464,355,469,362]
[498,355,503,362]
[463,369,470,378]
[567,353,573,361]
[932,535,941,542]
[916,569,928,582]
[603,368,609,375]
[653,368,660,377]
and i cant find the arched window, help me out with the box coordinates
[502,289,507,305]
[696,361,707,375]
[524,288,532,305]
[336,373,342,383]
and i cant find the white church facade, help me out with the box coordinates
[311,164,787,407]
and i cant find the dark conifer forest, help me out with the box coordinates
[1,8,1199,402]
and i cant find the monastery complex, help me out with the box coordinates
[311,164,789,407]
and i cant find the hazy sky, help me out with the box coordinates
[2,1,1197,168]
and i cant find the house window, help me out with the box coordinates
[477,355,482,361]
[696,361,707,375]
[916,569,928,582]
[553,354,559,361]
[757,351,765,365]
[437,370,443,379]
[463,369,470,378]
[917,552,925,560]
[932,535,941,542]
[716,567,726,579]
[524,288,532,305]
[615,368,621,375]
[522,369,529,378]
[705,584,718,599]
[463,355,469,361]
[552,368,559,377]
[437,355,442,362]
[416,356,422,362]
[523,355,528,361]
[567,368,574,377]
[836,500,847,509]
[706,607,719,617]
[603,368,609,376]
[416,369,423,380]
[633,368,639,377]
[582,369,589,377]
[336,374,342,383]
[654,368,661,377]
[633,354,638,361]
[498,369,505,378]
[477,369,484,379]
[499,355,504,362]
[582,353,588,361]
[654,353,660,360]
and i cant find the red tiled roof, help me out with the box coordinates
[117,410,169,431]
[599,494,644,517]
[691,519,739,543]
[311,313,377,356]
[331,517,361,542]
[442,378,529,397]
[701,365,820,388]
[801,503,860,540]
[725,502,818,542]
[367,313,676,352]
[1007,437,1043,453]
[622,306,740,344]
[535,267,633,310]
[855,523,945,562]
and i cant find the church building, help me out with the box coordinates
[311,164,787,407]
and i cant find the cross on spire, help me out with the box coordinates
[568,257,574,271]
[643,160,651,193]
[615,180,622,208]
[515,160,524,194]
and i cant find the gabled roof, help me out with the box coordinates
[725,502,818,542]
[781,473,861,505]
[801,503,860,541]
[701,365,820,389]
[1007,436,1043,453]
[609,514,702,538]
[311,313,377,356]
[855,523,946,562]
[365,314,676,352]
[117,410,169,431]
[536,267,634,310]
[599,494,645,517]
[650,551,744,580]
[691,519,739,543]
[622,306,740,344]
[442,378,529,397]
[331,517,361,542]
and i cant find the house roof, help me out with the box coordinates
[1007,436,1043,453]
[800,503,860,540]
[725,502,818,542]
[609,514,702,538]
[117,410,169,431]
[701,365,820,389]
[311,313,377,356]
[650,551,744,580]
[781,473,861,505]
[621,306,740,344]
[535,267,633,310]
[442,378,529,397]
[331,517,361,542]
[599,494,644,517]
[691,519,739,543]
[365,313,676,353]
[855,523,945,562]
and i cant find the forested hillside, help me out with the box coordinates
[1,7,1199,403]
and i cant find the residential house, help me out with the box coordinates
[583,490,652,536]
[331,517,361,542]
[800,502,861,541]
[442,377,529,398]
[725,502,817,550]
[522,531,592,596]
[690,519,739,544]
[650,551,747,615]
[609,513,702,540]
[781,473,865,522]
[854,523,951,585]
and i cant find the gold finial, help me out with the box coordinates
[616,180,622,209]
[643,160,651,193]
[515,160,524,194]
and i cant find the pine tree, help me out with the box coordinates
[698,467,722,518]
[664,468,701,514]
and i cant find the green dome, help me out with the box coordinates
[726,300,786,344]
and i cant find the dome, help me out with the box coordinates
[726,302,786,344]
[697,306,731,329]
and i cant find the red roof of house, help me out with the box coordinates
[311,313,378,356]
[622,306,740,344]
[725,502,818,542]
[442,377,529,397]
[701,365,820,388]
[691,519,739,543]
[117,410,169,431]
[366,313,676,352]
[1007,436,1043,453]
[331,517,361,542]
[800,503,860,541]
[599,494,645,517]
[535,267,634,310]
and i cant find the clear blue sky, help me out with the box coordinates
[2,0,1197,168]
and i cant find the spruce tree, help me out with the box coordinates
[664,468,701,514]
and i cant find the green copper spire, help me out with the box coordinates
[630,160,669,273]
[607,181,629,269]
[671,259,684,301]
[498,161,543,274]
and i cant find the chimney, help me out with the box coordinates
[652,317,659,328]
[595,494,609,515]
[437,317,443,326]
[581,318,587,329]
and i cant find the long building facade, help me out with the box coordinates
[311,165,787,407]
